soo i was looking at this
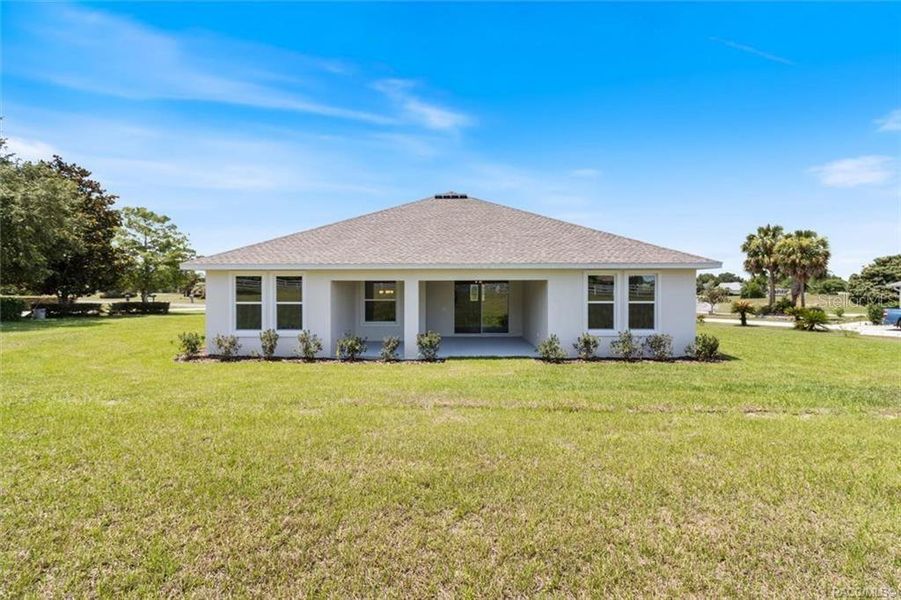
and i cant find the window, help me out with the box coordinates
[364,281,397,322]
[276,276,303,330]
[587,275,615,330]
[628,275,656,330]
[235,276,262,330]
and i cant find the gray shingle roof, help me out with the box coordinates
[184,193,719,269]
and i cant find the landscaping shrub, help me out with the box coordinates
[536,334,567,363]
[758,297,795,316]
[731,300,755,326]
[867,304,886,325]
[336,334,367,361]
[572,332,599,360]
[107,302,170,315]
[740,279,766,299]
[36,302,103,317]
[175,332,204,359]
[642,333,673,361]
[0,297,27,321]
[610,330,642,361]
[784,306,802,321]
[296,330,323,361]
[794,307,829,331]
[416,330,441,362]
[380,336,401,362]
[755,304,773,316]
[213,334,240,360]
[774,297,795,314]
[259,329,279,359]
[685,333,720,361]
[834,307,845,319]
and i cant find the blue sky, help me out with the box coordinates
[3,2,899,277]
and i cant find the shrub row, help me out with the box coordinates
[539,331,719,362]
[107,302,170,315]
[180,330,721,363]
[189,329,444,362]
[34,303,103,317]
[1,298,171,319]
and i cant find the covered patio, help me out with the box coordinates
[329,276,549,359]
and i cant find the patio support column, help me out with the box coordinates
[403,277,420,359]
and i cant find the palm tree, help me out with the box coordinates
[741,225,784,307]
[775,230,830,308]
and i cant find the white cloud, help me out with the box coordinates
[374,79,473,132]
[709,37,794,66]
[11,6,395,125]
[809,155,896,187]
[4,136,59,161]
[8,5,476,136]
[875,108,901,132]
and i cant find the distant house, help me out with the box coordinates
[183,192,720,358]
[718,281,743,295]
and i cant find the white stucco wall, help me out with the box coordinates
[201,268,698,358]
[521,280,548,346]
[203,270,230,354]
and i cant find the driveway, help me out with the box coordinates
[830,321,901,339]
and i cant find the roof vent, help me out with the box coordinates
[434,191,468,199]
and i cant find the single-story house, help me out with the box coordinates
[718,281,743,295]
[182,192,720,358]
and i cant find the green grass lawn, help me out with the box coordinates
[1,315,899,596]
[710,294,868,317]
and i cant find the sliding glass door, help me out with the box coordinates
[454,281,510,334]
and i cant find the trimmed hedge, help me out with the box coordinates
[35,303,103,317]
[107,302,170,315]
[0,297,27,321]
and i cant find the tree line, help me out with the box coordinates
[0,139,196,303]
[698,224,900,310]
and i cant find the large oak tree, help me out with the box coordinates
[0,142,81,292]
[40,157,124,302]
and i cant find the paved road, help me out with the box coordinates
[169,303,205,313]
[830,321,901,339]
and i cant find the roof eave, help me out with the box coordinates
[182,260,722,271]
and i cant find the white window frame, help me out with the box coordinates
[232,272,265,334]
[584,271,619,334]
[272,273,304,333]
[626,271,659,333]
[361,280,398,325]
